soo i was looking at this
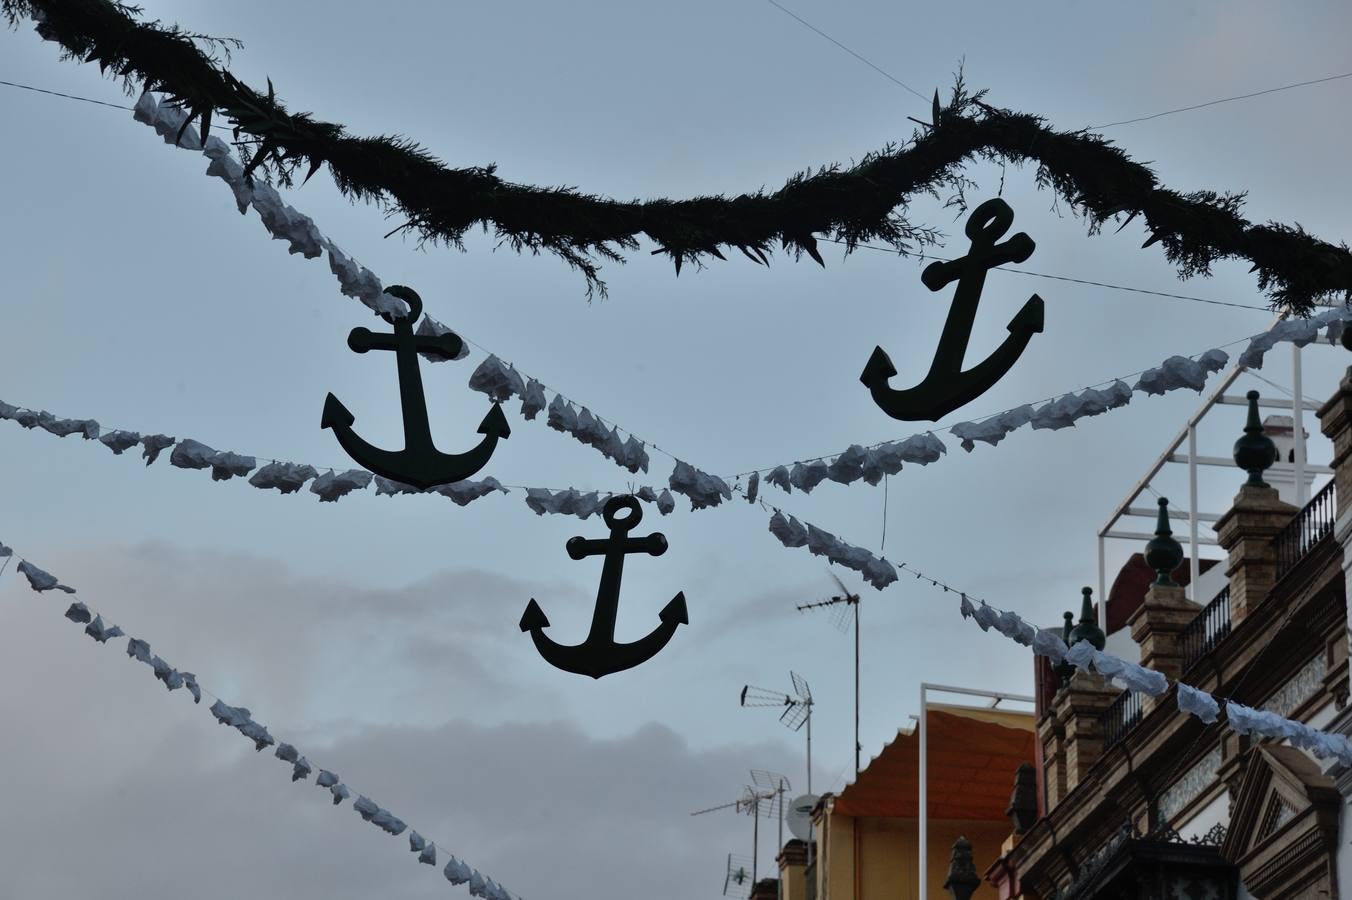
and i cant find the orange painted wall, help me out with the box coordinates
[816,812,1010,900]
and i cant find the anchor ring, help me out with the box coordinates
[602,494,643,531]
[378,284,424,326]
[965,197,1015,243]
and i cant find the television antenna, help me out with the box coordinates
[798,572,863,774]
[740,671,815,795]
[722,853,755,898]
[692,771,791,887]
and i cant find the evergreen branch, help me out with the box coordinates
[6,0,1351,312]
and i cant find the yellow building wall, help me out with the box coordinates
[817,813,1009,900]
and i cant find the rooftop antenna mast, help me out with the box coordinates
[691,771,790,887]
[798,573,863,774]
[722,853,755,899]
[740,672,814,794]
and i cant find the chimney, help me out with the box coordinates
[1214,392,1297,623]
[748,878,779,900]
[1261,414,1317,505]
[776,840,808,900]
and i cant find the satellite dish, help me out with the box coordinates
[786,793,819,841]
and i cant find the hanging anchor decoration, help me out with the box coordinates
[860,197,1045,422]
[521,495,688,678]
[321,285,509,489]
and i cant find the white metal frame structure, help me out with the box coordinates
[1095,340,1331,626]
[918,683,1036,898]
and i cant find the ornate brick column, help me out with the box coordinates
[1213,391,1295,624]
[1315,337,1352,882]
[1038,707,1068,809]
[1317,361,1352,521]
[1128,583,1196,703]
[1132,498,1198,711]
[1053,671,1120,793]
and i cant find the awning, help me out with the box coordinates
[833,704,1035,821]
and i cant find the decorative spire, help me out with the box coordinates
[943,836,981,900]
[1143,497,1184,586]
[1067,587,1106,652]
[1053,610,1076,685]
[1232,390,1278,488]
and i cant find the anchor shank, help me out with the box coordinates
[390,320,436,453]
[584,549,628,647]
[925,269,989,380]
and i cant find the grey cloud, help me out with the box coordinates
[0,694,796,900]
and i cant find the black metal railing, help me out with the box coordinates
[1181,586,1231,673]
[1102,688,1144,749]
[1274,479,1337,579]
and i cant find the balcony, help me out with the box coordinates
[1182,586,1232,673]
[1273,479,1336,580]
[1102,687,1144,750]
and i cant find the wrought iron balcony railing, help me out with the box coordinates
[1181,586,1231,673]
[1273,478,1336,580]
[1102,687,1144,750]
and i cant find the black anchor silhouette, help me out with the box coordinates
[860,197,1045,422]
[520,495,688,679]
[321,285,509,489]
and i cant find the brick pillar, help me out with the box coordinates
[1127,583,1199,710]
[1318,367,1352,520]
[1317,360,1352,777]
[777,840,808,900]
[1038,708,1067,810]
[1213,484,1296,624]
[1053,672,1120,793]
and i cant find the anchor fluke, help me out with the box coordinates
[477,402,512,439]
[859,346,898,389]
[1008,294,1045,335]
[320,393,355,429]
[519,598,550,631]
[659,592,689,625]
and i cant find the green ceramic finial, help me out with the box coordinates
[1053,610,1076,685]
[1233,390,1278,488]
[1144,497,1184,586]
[1067,587,1106,652]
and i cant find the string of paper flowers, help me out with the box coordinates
[0,88,1310,596]
[0,397,695,514]
[128,90,1352,511]
[0,539,523,900]
[0,398,899,590]
[858,544,1352,766]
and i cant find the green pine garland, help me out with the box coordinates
[6,0,1351,312]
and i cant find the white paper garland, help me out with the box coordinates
[2,538,524,900]
[131,91,1352,510]
[956,590,1352,767]
[765,510,898,590]
[752,305,1352,488]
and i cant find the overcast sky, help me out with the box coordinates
[2,1,1351,898]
